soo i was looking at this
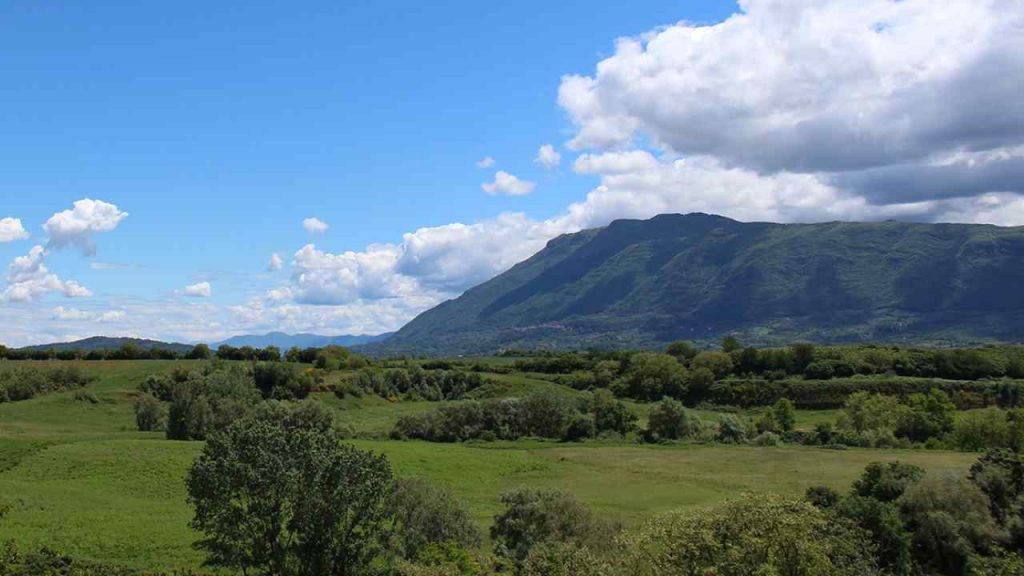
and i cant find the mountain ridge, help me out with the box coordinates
[372,213,1024,355]
[213,331,392,349]
[17,336,193,354]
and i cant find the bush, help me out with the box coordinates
[955,408,1013,451]
[490,488,603,565]
[133,394,164,431]
[646,397,692,441]
[717,414,750,443]
[388,477,482,561]
[622,493,880,576]
[753,431,781,446]
[253,362,314,400]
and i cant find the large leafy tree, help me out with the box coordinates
[186,410,393,576]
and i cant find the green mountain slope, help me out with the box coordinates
[377,213,1024,355]
[18,336,192,354]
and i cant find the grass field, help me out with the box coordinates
[0,360,983,572]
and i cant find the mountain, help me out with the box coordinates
[213,332,392,350]
[19,336,193,354]
[375,213,1024,355]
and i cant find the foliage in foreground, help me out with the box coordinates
[186,407,393,576]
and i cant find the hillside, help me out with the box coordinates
[18,336,193,354]
[213,331,392,349]
[376,213,1024,355]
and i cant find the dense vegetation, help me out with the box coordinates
[6,403,1018,575]
[4,342,1024,574]
[0,366,93,403]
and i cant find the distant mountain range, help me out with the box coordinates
[14,332,392,354]
[212,332,392,349]
[373,213,1024,355]
[18,336,193,354]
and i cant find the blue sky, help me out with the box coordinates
[2,0,1022,345]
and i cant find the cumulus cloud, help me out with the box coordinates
[43,199,128,255]
[0,218,29,242]
[482,171,536,196]
[268,252,283,272]
[476,156,496,169]
[1,245,93,302]
[183,281,212,298]
[559,0,1024,211]
[289,243,414,305]
[535,144,561,169]
[302,217,329,234]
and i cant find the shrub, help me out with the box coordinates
[954,408,1013,451]
[622,493,880,576]
[754,431,781,446]
[133,394,164,431]
[388,477,482,560]
[646,397,691,441]
[717,414,750,443]
[490,488,603,565]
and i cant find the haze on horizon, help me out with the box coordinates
[1,0,1022,347]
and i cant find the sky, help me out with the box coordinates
[1,0,1022,346]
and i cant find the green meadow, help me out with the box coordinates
[0,360,979,572]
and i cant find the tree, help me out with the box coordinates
[834,495,912,575]
[665,341,696,360]
[721,336,741,353]
[853,461,925,503]
[772,397,796,432]
[622,493,880,576]
[186,343,212,360]
[791,343,817,373]
[837,392,902,435]
[896,388,956,442]
[690,351,733,379]
[590,389,637,436]
[186,411,393,576]
[388,477,482,560]
[899,477,1005,575]
[615,353,688,401]
[969,449,1024,548]
[646,397,691,440]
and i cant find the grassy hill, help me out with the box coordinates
[376,213,1024,355]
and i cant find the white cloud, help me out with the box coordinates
[268,252,283,272]
[302,217,329,234]
[183,281,212,298]
[43,199,128,255]
[482,171,536,196]
[52,306,126,323]
[535,144,562,169]
[289,243,415,305]
[476,156,496,169]
[559,0,1024,209]
[0,218,29,242]
[1,245,93,302]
